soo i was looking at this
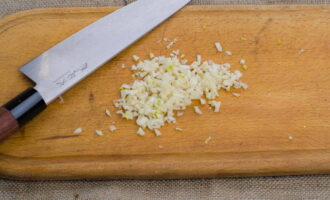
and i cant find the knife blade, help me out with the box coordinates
[0,0,190,141]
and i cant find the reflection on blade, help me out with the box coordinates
[20,0,191,104]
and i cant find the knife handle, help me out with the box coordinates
[0,88,47,141]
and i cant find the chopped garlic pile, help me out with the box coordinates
[114,55,247,133]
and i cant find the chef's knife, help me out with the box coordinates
[0,0,190,141]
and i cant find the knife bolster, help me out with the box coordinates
[0,88,47,141]
[3,87,47,126]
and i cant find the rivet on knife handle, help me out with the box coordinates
[0,88,46,141]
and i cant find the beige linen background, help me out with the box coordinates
[1,0,330,199]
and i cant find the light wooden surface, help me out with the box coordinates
[0,6,329,180]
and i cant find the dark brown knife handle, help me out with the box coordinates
[0,107,19,141]
[0,88,47,142]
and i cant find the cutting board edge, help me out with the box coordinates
[1,149,330,180]
[1,6,330,180]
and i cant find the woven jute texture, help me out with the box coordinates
[1,0,330,17]
[2,176,330,199]
[1,0,330,199]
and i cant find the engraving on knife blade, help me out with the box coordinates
[54,63,88,87]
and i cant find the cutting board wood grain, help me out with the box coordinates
[0,6,330,180]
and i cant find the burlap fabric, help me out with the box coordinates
[1,1,330,199]
[1,0,330,18]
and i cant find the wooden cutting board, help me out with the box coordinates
[0,6,330,180]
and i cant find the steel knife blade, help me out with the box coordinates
[0,0,190,141]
